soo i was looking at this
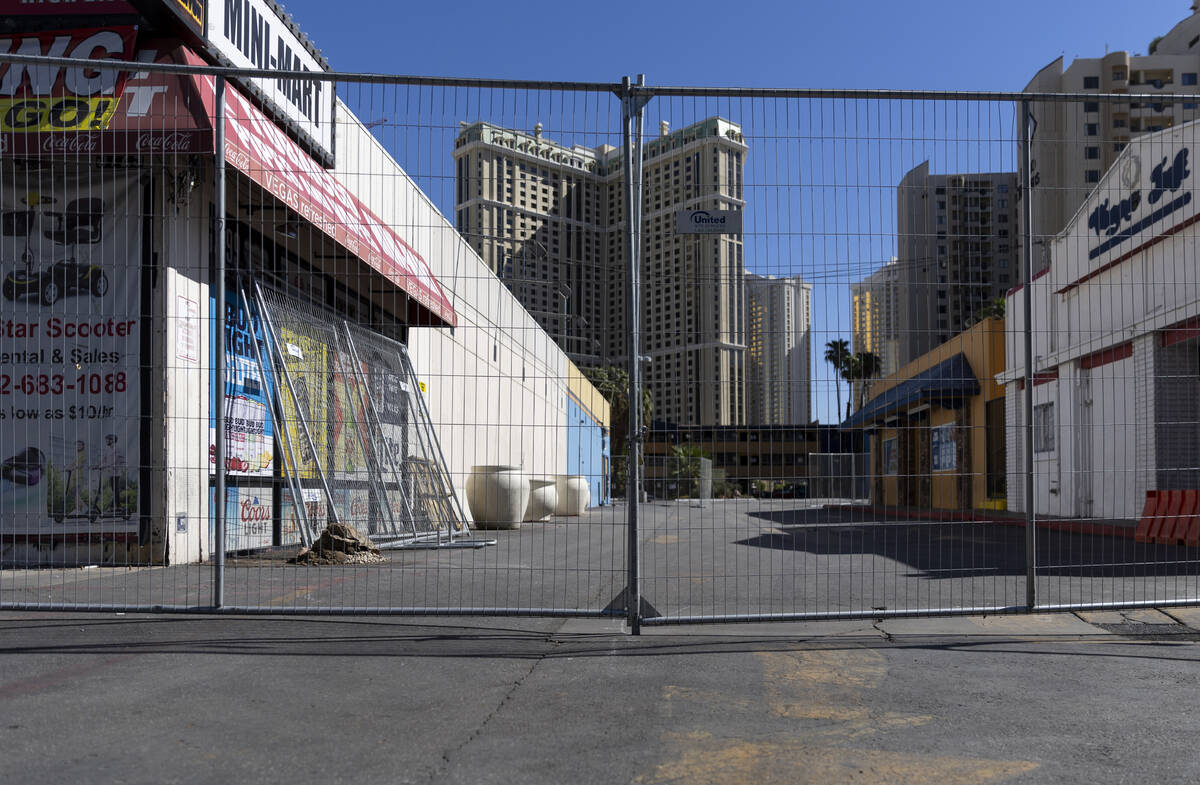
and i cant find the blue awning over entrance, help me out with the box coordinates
[842,352,980,428]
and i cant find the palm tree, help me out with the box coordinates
[966,297,1006,328]
[824,339,851,423]
[582,365,653,499]
[840,353,858,420]
[669,443,708,497]
[849,351,882,412]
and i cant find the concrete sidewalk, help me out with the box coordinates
[4,607,1200,785]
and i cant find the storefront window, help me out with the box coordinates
[985,398,1007,497]
[931,424,957,471]
[883,438,898,475]
[1034,403,1056,453]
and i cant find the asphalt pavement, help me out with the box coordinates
[4,500,1200,784]
[5,500,1198,617]
[3,607,1200,784]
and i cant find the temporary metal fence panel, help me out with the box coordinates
[1015,88,1200,614]
[644,455,713,502]
[0,54,631,616]
[2,48,1200,624]
[629,87,1200,624]
[0,42,217,612]
[808,453,870,502]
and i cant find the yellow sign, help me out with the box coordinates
[331,350,369,479]
[277,328,329,481]
[0,96,122,132]
[173,0,206,28]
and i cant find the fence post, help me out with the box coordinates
[213,76,227,610]
[1021,98,1037,611]
[620,75,648,633]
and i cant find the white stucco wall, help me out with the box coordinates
[1003,121,1200,522]
[160,184,213,565]
[332,104,572,517]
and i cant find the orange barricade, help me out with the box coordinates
[1135,491,1159,543]
[1183,491,1200,547]
[1137,494,1166,544]
[1156,490,1185,544]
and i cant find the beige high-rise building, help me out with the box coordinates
[895,161,1018,366]
[746,274,813,425]
[1022,8,1200,274]
[453,116,749,426]
[850,257,902,405]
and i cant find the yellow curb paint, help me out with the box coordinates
[642,647,1037,785]
[759,649,933,739]
[634,741,1038,785]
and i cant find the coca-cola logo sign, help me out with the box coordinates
[136,131,193,153]
[40,133,99,153]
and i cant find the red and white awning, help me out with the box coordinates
[1,33,457,327]
[204,73,457,327]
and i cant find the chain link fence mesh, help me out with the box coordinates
[0,49,1199,621]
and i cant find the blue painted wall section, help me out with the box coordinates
[565,391,610,506]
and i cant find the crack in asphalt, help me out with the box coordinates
[427,627,562,784]
[1159,608,1186,625]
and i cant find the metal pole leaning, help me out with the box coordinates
[240,285,312,548]
[395,339,472,539]
[1021,98,1037,611]
[213,76,227,610]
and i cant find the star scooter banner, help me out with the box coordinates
[0,169,140,535]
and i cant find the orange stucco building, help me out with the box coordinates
[844,318,1006,511]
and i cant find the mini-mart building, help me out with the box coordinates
[0,5,608,564]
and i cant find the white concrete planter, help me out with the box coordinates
[554,475,590,516]
[524,478,558,522]
[466,465,529,529]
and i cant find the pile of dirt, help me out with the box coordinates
[288,523,387,565]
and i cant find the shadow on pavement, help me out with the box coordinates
[744,507,1200,579]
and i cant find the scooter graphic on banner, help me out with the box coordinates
[0,445,47,517]
[2,193,109,306]
[46,436,136,525]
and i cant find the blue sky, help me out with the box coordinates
[283,1,1187,89]
[279,0,1194,424]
